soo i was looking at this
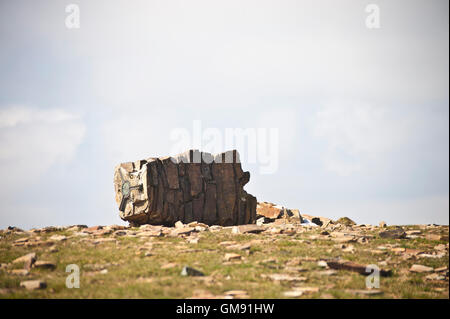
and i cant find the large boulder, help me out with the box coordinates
[113,150,257,226]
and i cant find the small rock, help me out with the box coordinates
[224,253,242,262]
[12,252,36,265]
[426,234,447,241]
[161,262,177,269]
[335,217,356,226]
[232,225,265,234]
[174,221,184,229]
[425,273,446,281]
[409,264,434,273]
[49,235,67,242]
[225,243,251,251]
[34,261,56,270]
[187,237,199,244]
[405,230,421,236]
[224,290,249,299]
[48,246,59,253]
[10,269,29,276]
[113,230,128,236]
[20,280,46,290]
[181,266,204,277]
[171,227,195,236]
[317,270,338,276]
[379,221,387,228]
[317,260,328,268]
[434,266,448,273]
[92,238,117,244]
[283,290,303,298]
[379,228,406,239]
[291,287,320,294]
[256,217,265,226]
[14,237,29,244]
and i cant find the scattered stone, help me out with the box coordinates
[181,266,204,277]
[291,287,319,294]
[84,226,103,232]
[379,221,387,228]
[317,260,328,268]
[225,243,251,251]
[49,235,67,242]
[379,228,406,239]
[161,262,177,269]
[425,273,446,281]
[283,290,303,298]
[232,225,265,234]
[174,221,184,229]
[12,252,36,268]
[73,232,89,237]
[224,253,242,262]
[34,261,56,270]
[209,225,222,232]
[14,237,29,244]
[327,260,392,276]
[137,230,162,237]
[335,217,356,226]
[187,237,199,244]
[92,238,117,244]
[171,227,195,236]
[256,217,265,226]
[224,290,249,299]
[409,264,434,273]
[113,230,128,236]
[48,246,59,253]
[426,234,447,241]
[10,269,29,276]
[316,270,338,276]
[405,230,421,236]
[331,236,356,243]
[20,280,46,290]
[434,266,448,273]
[256,202,284,219]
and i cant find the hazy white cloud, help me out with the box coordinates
[313,101,421,176]
[0,106,86,189]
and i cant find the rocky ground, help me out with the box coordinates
[0,217,448,299]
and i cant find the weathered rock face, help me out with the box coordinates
[113,150,257,226]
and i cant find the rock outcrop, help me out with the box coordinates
[113,150,257,226]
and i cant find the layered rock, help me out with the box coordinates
[113,150,257,226]
[256,202,302,221]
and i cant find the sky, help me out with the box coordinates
[0,0,448,229]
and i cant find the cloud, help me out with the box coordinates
[0,106,86,189]
[312,101,420,176]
